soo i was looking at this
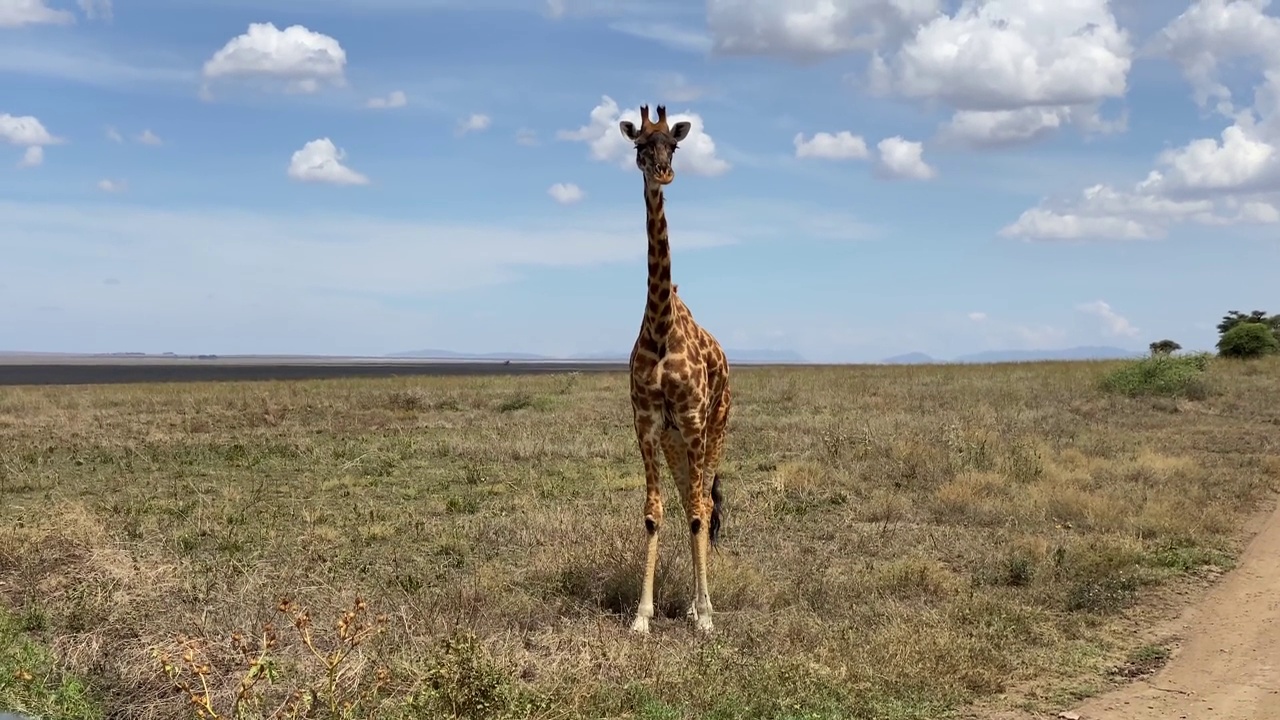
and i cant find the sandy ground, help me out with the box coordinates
[996,499,1280,720]
[1064,497,1280,720]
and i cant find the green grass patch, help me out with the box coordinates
[1099,353,1212,399]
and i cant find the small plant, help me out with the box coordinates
[1217,322,1280,359]
[155,596,391,720]
[1098,353,1211,399]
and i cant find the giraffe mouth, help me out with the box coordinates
[651,167,674,184]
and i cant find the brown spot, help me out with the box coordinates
[689,518,701,535]
[656,285,670,303]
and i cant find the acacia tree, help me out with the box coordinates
[1216,310,1280,338]
[1149,339,1181,355]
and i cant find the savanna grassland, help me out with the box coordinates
[1,356,1278,720]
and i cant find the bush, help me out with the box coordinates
[1099,353,1211,399]
[1217,322,1280,359]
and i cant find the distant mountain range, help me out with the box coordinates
[387,348,809,363]
[880,345,1144,364]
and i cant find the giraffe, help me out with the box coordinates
[620,104,732,635]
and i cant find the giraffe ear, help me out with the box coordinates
[670,121,691,142]
[619,121,639,140]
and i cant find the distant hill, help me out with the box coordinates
[389,348,808,364]
[881,352,937,365]
[881,345,1143,365]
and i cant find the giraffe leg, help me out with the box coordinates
[678,415,714,633]
[659,430,699,621]
[702,384,731,547]
[631,419,664,635]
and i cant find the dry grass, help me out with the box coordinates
[1,357,1279,719]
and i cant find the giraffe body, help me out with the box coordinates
[620,105,731,635]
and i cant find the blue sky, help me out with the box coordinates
[2,0,1279,362]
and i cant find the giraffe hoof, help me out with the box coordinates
[694,616,714,633]
[630,616,651,634]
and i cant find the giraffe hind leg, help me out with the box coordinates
[674,412,714,633]
[702,383,731,547]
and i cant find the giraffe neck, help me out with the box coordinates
[641,181,675,343]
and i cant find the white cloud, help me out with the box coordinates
[1003,0,1280,241]
[136,129,162,145]
[105,126,123,143]
[456,113,491,135]
[515,128,538,146]
[1,113,60,167]
[875,136,935,180]
[546,0,566,18]
[97,178,126,192]
[706,0,943,59]
[0,0,73,27]
[548,182,585,204]
[0,113,60,146]
[967,311,987,322]
[287,138,369,186]
[557,95,730,177]
[1076,300,1139,338]
[794,131,869,160]
[1150,0,1280,114]
[18,145,42,168]
[367,90,407,109]
[867,0,1132,147]
[201,23,347,96]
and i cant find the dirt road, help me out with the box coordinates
[1066,500,1280,719]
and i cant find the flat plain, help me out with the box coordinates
[1,357,1278,719]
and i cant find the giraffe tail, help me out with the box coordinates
[708,473,724,547]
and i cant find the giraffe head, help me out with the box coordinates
[619,104,691,186]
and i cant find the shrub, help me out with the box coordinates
[1217,322,1280,359]
[1099,353,1211,399]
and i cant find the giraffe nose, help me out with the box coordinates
[653,164,674,183]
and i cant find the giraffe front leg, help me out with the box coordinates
[631,429,664,635]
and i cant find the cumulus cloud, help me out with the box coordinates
[967,311,987,322]
[548,182,585,204]
[456,113,491,135]
[367,90,407,109]
[97,178,126,192]
[201,23,347,96]
[1077,300,1139,338]
[556,95,730,177]
[1,112,61,167]
[794,131,869,160]
[869,0,1132,147]
[875,136,936,180]
[0,0,74,27]
[136,129,162,145]
[105,126,123,143]
[1003,0,1280,241]
[287,138,369,186]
